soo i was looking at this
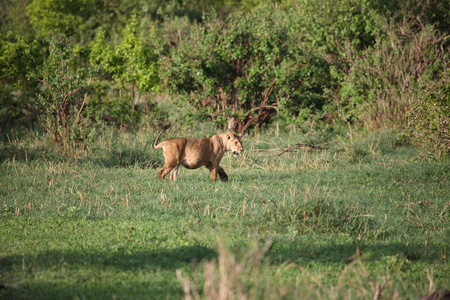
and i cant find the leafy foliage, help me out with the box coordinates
[30,37,99,153]
[331,18,448,127]
[90,14,160,113]
[0,32,43,124]
[162,7,328,133]
[290,0,380,54]
[405,66,450,155]
[1,0,450,135]
[26,0,90,37]
[0,0,34,39]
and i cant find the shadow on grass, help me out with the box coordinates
[0,281,183,300]
[0,143,48,163]
[1,238,446,299]
[79,148,164,169]
[0,244,215,299]
[1,244,216,273]
[269,238,445,266]
[0,143,164,169]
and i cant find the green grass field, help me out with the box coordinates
[1,125,449,299]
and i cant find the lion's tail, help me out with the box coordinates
[153,124,172,149]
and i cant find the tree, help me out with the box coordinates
[31,37,99,153]
[161,6,328,133]
[0,32,44,125]
[0,0,34,39]
[89,14,160,112]
[26,0,90,37]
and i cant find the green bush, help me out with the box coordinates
[89,14,160,122]
[290,0,380,55]
[405,66,450,155]
[162,6,329,133]
[290,0,449,128]
[30,36,99,153]
[331,18,447,127]
[26,0,90,37]
[0,32,44,125]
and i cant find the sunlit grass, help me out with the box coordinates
[1,125,449,299]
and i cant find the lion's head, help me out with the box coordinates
[226,132,244,157]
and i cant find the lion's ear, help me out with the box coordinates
[226,132,234,140]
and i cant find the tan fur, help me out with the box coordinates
[153,124,243,181]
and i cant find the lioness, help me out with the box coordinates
[153,124,243,181]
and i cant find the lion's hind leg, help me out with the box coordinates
[169,166,180,181]
[158,163,178,180]
[158,144,182,181]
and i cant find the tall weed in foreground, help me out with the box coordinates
[176,240,272,300]
[176,240,434,300]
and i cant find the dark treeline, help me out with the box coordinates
[0,0,449,153]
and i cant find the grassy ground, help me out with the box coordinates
[1,124,449,299]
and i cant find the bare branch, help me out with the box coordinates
[276,143,329,156]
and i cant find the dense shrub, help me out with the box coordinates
[289,0,449,128]
[1,0,450,134]
[162,7,329,133]
[0,32,44,125]
[89,14,160,120]
[331,18,448,127]
[26,0,90,37]
[289,0,381,55]
[404,66,450,155]
[30,37,99,153]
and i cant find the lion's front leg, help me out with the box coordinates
[207,163,227,182]
[217,166,228,182]
[209,168,217,181]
